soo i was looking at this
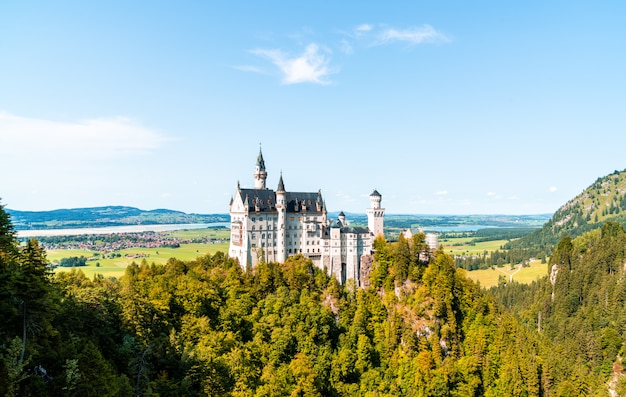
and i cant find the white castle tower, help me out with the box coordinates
[275,173,287,263]
[253,147,267,189]
[366,189,385,237]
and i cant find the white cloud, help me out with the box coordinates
[233,65,266,74]
[251,43,333,85]
[374,25,449,45]
[487,191,504,199]
[355,24,373,33]
[336,191,357,203]
[0,111,170,159]
[339,39,354,55]
[549,186,558,192]
[435,190,448,196]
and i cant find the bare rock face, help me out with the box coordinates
[550,264,559,301]
[360,254,373,288]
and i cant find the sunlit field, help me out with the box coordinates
[48,229,230,279]
[461,259,547,288]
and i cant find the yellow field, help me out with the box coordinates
[461,260,548,288]
[440,238,508,256]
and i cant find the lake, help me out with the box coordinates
[17,223,231,238]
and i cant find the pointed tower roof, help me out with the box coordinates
[256,146,266,170]
[277,172,285,192]
[370,189,381,197]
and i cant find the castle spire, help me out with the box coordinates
[277,172,285,192]
[254,145,268,189]
[256,144,265,171]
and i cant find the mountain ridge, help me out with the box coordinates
[6,206,229,230]
[510,168,626,250]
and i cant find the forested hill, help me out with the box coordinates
[0,201,594,396]
[491,222,626,394]
[509,168,626,251]
[6,206,229,230]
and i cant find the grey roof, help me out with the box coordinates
[285,191,323,213]
[370,189,381,197]
[328,222,370,235]
[277,174,285,192]
[239,188,325,213]
[241,188,276,212]
[256,148,266,170]
[344,226,369,234]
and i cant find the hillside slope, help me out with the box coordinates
[510,169,626,250]
[491,222,626,394]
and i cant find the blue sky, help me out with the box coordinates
[1,1,625,215]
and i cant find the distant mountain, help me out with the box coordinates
[6,206,229,230]
[327,211,549,230]
[511,169,626,249]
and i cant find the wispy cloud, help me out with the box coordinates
[435,190,448,196]
[549,186,558,193]
[0,111,171,159]
[374,25,449,46]
[244,23,449,84]
[336,191,357,204]
[487,191,504,199]
[251,43,333,85]
[233,65,266,74]
[355,24,373,35]
[339,39,354,55]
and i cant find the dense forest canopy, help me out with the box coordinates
[2,201,626,396]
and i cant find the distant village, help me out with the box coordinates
[36,231,226,253]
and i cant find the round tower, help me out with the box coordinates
[366,189,384,237]
[276,173,287,262]
[254,147,267,189]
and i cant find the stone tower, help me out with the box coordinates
[253,147,267,189]
[366,189,384,237]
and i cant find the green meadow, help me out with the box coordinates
[439,237,508,256]
[439,236,548,288]
[49,228,230,279]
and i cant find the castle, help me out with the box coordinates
[228,148,384,285]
